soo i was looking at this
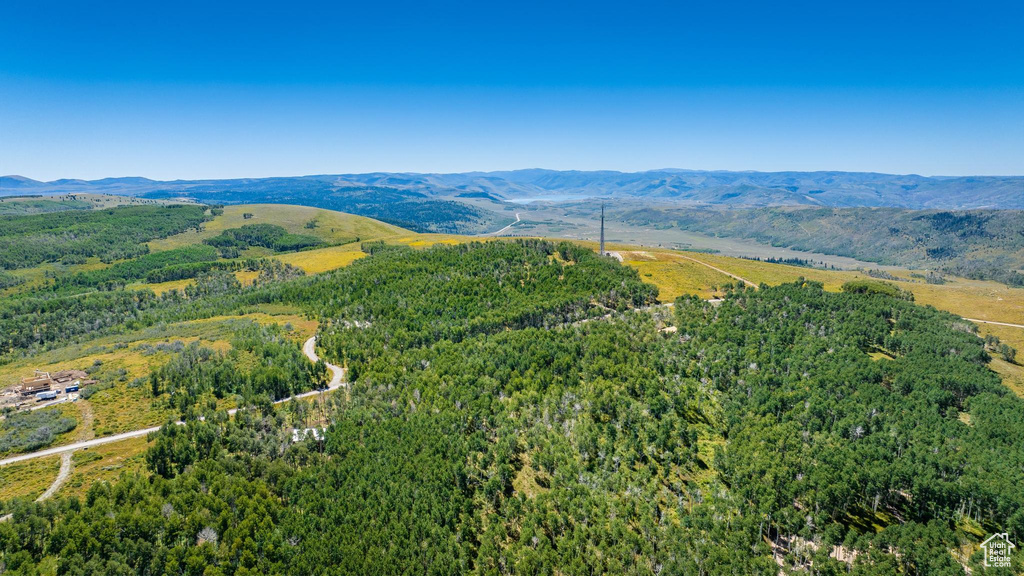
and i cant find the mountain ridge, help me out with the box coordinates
[2,169,1023,209]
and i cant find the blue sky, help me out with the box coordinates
[2,0,1022,180]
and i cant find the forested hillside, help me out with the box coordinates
[0,196,93,215]
[142,185,503,235]
[203,223,326,255]
[0,204,209,269]
[7,169,1024,209]
[0,240,1021,574]
[622,206,1024,285]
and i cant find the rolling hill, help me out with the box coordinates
[4,169,1023,209]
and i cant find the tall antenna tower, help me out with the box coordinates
[600,203,605,256]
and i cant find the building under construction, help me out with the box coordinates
[18,370,93,396]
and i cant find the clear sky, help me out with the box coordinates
[2,0,1022,180]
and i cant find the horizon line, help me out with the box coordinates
[5,167,1024,184]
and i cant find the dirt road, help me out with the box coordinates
[0,336,344,469]
[966,318,1024,329]
[484,213,521,236]
[674,253,758,287]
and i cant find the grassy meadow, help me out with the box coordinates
[147,203,404,253]
[0,456,61,502]
[0,193,192,216]
[63,436,151,500]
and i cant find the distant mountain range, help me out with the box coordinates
[3,169,1023,209]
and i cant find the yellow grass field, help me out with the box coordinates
[0,456,61,501]
[235,269,260,286]
[666,251,861,291]
[989,358,1024,397]
[184,310,318,340]
[273,243,367,274]
[63,436,151,500]
[976,324,1024,360]
[0,342,175,438]
[908,280,1024,327]
[5,257,112,295]
[0,335,182,392]
[130,277,194,295]
[623,248,1024,331]
[618,250,734,300]
[148,204,406,252]
[396,234,474,248]
[88,383,170,436]
[278,233,485,273]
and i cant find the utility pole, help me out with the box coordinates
[600,203,605,256]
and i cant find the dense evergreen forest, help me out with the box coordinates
[0,205,209,269]
[0,239,1021,574]
[142,185,501,235]
[57,245,221,288]
[203,224,327,255]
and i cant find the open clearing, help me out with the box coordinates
[0,193,192,215]
[62,436,151,500]
[617,250,734,300]
[148,204,404,252]
[273,243,367,273]
[0,307,314,447]
[0,456,61,501]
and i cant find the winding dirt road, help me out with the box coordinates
[298,335,346,393]
[3,302,1019,497]
[36,453,72,501]
[483,213,521,237]
[0,336,344,470]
